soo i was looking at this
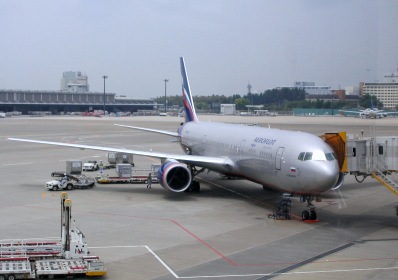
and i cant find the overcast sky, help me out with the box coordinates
[0,0,397,98]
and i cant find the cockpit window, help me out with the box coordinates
[325,152,336,161]
[304,152,313,160]
[298,151,334,161]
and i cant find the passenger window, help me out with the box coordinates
[298,152,305,161]
[378,146,383,155]
[353,148,356,157]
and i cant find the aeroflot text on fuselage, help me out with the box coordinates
[254,137,277,145]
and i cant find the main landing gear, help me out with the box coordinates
[300,195,320,221]
[184,166,204,193]
[186,180,201,192]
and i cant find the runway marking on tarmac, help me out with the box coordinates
[89,245,398,279]
[26,205,398,278]
[90,245,178,278]
[178,266,398,278]
[3,162,33,166]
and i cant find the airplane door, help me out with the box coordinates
[203,134,209,153]
[275,147,285,170]
[239,140,246,158]
[377,142,387,168]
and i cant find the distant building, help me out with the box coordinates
[0,89,156,114]
[360,70,398,109]
[61,71,89,93]
[345,86,360,96]
[293,81,331,95]
[220,104,236,115]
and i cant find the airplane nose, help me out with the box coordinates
[318,162,340,191]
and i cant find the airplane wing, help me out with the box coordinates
[114,124,179,137]
[338,109,361,115]
[8,137,233,167]
[383,111,398,115]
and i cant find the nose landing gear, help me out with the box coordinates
[301,195,320,221]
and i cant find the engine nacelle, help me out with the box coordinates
[157,161,192,192]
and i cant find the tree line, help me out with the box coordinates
[154,88,383,111]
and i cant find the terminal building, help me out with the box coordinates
[0,71,157,114]
[0,89,156,114]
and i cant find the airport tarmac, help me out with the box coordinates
[1,115,398,280]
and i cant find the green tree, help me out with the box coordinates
[234,98,249,110]
[359,93,383,108]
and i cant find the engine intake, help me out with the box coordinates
[157,161,192,192]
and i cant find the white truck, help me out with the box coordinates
[83,160,99,171]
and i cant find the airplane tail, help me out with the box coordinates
[180,57,198,123]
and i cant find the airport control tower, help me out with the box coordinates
[61,71,89,93]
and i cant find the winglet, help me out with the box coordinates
[180,57,198,123]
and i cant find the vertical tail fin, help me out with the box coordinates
[370,97,375,110]
[180,57,198,122]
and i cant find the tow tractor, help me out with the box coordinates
[46,174,95,191]
[0,193,106,279]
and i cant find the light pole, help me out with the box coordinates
[164,78,169,113]
[102,75,108,115]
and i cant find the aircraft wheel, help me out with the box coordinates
[0,275,6,280]
[310,210,317,220]
[8,275,15,280]
[301,210,310,221]
[191,181,200,193]
[186,181,200,193]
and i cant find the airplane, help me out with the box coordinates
[339,99,398,119]
[339,107,387,119]
[9,57,343,221]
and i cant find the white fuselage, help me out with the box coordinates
[179,122,339,195]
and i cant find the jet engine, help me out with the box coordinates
[157,161,192,192]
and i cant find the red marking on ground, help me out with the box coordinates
[25,205,398,268]
[304,219,320,223]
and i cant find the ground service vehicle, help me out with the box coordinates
[0,193,106,279]
[46,175,95,191]
[83,160,99,171]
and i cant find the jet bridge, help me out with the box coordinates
[320,132,398,200]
